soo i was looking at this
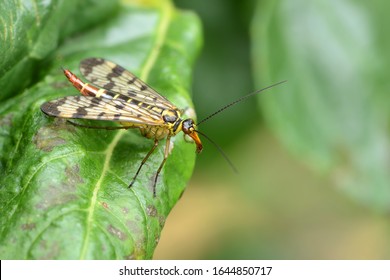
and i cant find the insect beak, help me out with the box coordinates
[190,131,203,153]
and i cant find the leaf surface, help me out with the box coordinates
[0,0,202,259]
[0,0,120,101]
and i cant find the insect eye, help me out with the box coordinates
[182,118,194,132]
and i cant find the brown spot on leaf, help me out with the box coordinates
[107,225,127,241]
[101,202,109,209]
[33,125,67,152]
[146,205,157,217]
[21,223,36,230]
[132,241,147,260]
[35,164,82,210]
[50,81,70,89]
[65,165,83,185]
[125,254,135,260]
[35,191,78,210]
[0,113,13,127]
[39,239,60,259]
[159,215,166,228]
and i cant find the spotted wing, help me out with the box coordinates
[79,58,177,110]
[40,96,165,125]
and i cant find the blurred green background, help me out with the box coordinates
[154,0,390,259]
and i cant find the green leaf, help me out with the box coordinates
[252,0,390,210]
[0,0,120,101]
[0,0,202,259]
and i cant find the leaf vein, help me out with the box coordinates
[1,151,84,237]
[79,131,124,259]
[25,209,82,259]
[79,0,173,259]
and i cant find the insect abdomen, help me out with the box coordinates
[139,126,171,140]
[64,69,117,100]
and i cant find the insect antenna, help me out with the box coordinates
[195,129,238,174]
[194,80,286,173]
[197,80,287,125]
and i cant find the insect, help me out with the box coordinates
[41,58,285,197]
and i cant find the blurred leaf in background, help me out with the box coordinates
[253,0,390,211]
[174,0,257,153]
[0,0,201,259]
[155,0,390,259]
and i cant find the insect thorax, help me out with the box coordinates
[139,109,183,140]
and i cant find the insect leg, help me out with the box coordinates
[152,136,171,197]
[129,139,159,189]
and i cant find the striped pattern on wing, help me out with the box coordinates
[40,96,165,125]
[79,58,177,110]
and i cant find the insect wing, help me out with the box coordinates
[79,58,177,110]
[41,96,165,125]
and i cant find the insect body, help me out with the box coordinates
[41,58,202,196]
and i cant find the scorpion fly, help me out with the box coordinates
[41,58,286,196]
